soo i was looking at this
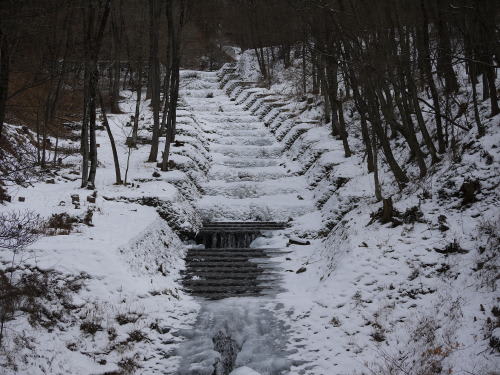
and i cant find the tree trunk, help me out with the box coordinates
[110,8,122,114]
[161,0,186,171]
[147,0,161,162]
[98,90,122,184]
[366,89,409,188]
[337,100,352,157]
[87,64,98,188]
[354,89,374,173]
[419,1,445,153]
[83,0,111,188]
[371,127,382,201]
[470,61,484,137]
[436,0,458,93]
[325,54,339,137]
[81,65,90,187]
[132,61,142,145]
[0,32,10,141]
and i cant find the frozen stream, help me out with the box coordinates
[175,66,314,374]
[176,297,292,375]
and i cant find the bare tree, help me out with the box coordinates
[0,210,42,346]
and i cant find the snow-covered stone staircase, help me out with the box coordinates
[180,67,314,222]
[178,66,315,301]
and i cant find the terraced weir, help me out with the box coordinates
[183,221,289,299]
[175,65,314,375]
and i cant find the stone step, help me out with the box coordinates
[207,171,288,180]
[212,137,275,146]
[190,292,262,299]
[199,224,288,229]
[182,279,280,287]
[186,249,289,256]
[185,256,272,263]
[197,229,285,234]
[214,158,281,168]
[181,271,278,280]
[184,259,278,267]
[185,285,267,294]
[184,265,277,273]
[201,179,306,198]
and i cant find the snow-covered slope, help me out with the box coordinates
[215,55,500,375]
[0,90,212,373]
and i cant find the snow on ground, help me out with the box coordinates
[1,52,498,375]
[0,89,210,373]
[218,51,500,375]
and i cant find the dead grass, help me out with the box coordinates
[474,217,500,291]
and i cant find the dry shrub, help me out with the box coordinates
[44,212,79,235]
[368,298,462,375]
[475,216,500,291]
[0,210,42,249]
[1,267,88,348]
[0,130,39,186]
[118,356,140,374]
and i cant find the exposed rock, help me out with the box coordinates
[288,237,310,246]
[213,330,239,375]
[434,240,468,255]
[459,179,480,205]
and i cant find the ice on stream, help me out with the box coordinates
[176,297,291,375]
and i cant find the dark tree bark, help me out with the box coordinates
[371,127,382,201]
[419,1,445,153]
[436,0,458,93]
[161,0,187,171]
[132,60,142,146]
[147,0,161,162]
[0,30,10,141]
[109,1,123,114]
[365,86,409,188]
[98,89,122,184]
[82,0,111,188]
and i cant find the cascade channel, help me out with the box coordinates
[175,65,314,374]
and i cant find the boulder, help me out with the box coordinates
[288,237,310,246]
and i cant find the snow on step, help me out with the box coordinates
[208,165,289,182]
[202,179,307,198]
[178,68,315,221]
[212,136,275,146]
[211,155,281,168]
[197,114,258,123]
[197,194,311,221]
[210,145,282,159]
